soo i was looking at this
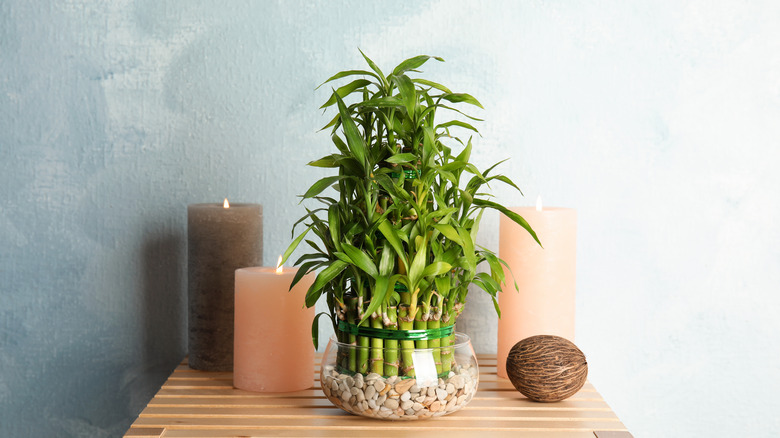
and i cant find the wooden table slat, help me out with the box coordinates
[125,354,630,437]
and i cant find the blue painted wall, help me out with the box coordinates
[2,1,779,436]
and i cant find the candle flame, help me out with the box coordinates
[536,195,543,212]
[223,198,230,209]
[276,255,284,274]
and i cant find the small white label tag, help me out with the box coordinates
[411,350,438,387]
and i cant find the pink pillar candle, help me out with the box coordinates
[497,205,576,378]
[234,266,315,392]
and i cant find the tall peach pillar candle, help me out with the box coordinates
[497,201,576,378]
[234,263,315,392]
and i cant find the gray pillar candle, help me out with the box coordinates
[187,200,262,371]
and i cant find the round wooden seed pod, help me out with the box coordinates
[506,335,588,402]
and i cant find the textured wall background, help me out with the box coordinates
[1,1,779,436]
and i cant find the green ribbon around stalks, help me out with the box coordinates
[389,169,421,180]
[337,321,454,341]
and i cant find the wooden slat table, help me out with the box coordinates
[124,355,631,437]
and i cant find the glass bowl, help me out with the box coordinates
[320,332,478,420]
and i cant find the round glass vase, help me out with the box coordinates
[320,332,478,420]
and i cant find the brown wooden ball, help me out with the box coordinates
[506,335,588,402]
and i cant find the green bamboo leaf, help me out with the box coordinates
[436,105,483,123]
[378,243,394,276]
[434,276,451,299]
[422,261,452,278]
[359,276,390,325]
[412,78,451,94]
[492,296,501,319]
[471,208,485,244]
[320,79,372,109]
[481,250,506,286]
[307,154,339,168]
[306,260,348,307]
[500,258,519,291]
[333,251,352,264]
[334,92,367,169]
[422,126,438,166]
[331,133,349,155]
[302,175,345,199]
[431,224,464,245]
[436,120,480,134]
[293,253,327,266]
[437,168,458,186]
[341,242,379,277]
[486,173,523,195]
[440,160,468,173]
[391,74,417,118]
[482,157,509,177]
[474,272,501,297]
[359,49,389,90]
[333,153,365,176]
[456,140,472,163]
[473,198,541,247]
[320,112,340,132]
[311,312,333,349]
[378,220,409,270]
[358,96,405,108]
[462,163,486,181]
[316,69,379,89]
[328,204,341,252]
[425,207,458,221]
[290,207,323,232]
[391,55,444,76]
[289,260,318,291]
[408,238,428,288]
[384,153,417,164]
[280,225,313,266]
[440,93,484,109]
[457,226,476,273]
[375,174,412,203]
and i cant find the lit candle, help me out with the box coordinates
[234,257,315,392]
[497,196,576,378]
[187,199,263,371]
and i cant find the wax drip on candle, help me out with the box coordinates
[536,195,543,212]
[223,198,230,209]
[276,255,284,274]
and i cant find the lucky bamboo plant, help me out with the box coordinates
[282,51,538,378]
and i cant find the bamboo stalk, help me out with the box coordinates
[414,305,429,351]
[427,307,442,375]
[356,294,370,374]
[398,304,415,377]
[346,297,358,373]
[383,306,399,376]
[369,313,384,374]
[440,309,454,375]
